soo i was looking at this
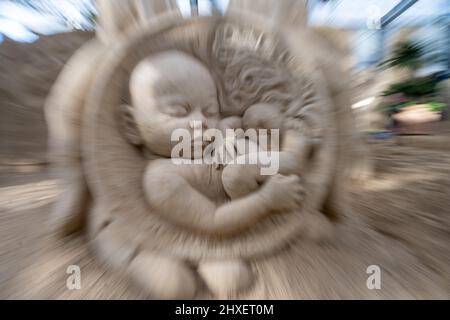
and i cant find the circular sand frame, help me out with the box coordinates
[82,14,341,262]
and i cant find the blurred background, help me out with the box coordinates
[1,0,450,163]
[0,0,449,299]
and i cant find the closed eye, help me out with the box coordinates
[165,104,189,117]
[203,105,219,117]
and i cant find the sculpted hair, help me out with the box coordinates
[213,44,322,137]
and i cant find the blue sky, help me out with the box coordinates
[0,0,95,42]
[0,0,449,44]
[308,0,450,70]
[309,0,450,28]
[0,0,231,43]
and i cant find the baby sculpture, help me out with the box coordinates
[120,50,305,298]
[47,15,341,299]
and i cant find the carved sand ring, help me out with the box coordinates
[48,12,352,299]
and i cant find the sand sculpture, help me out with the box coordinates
[45,0,355,298]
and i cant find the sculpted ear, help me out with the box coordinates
[120,104,143,146]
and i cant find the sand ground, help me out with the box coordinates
[0,141,448,299]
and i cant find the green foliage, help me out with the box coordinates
[383,101,416,113]
[379,40,447,115]
[427,102,447,112]
[85,10,97,23]
[383,100,447,113]
[381,41,424,71]
[382,77,439,97]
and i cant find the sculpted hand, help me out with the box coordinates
[260,174,305,212]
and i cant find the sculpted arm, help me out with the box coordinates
[240,103,318,177]
[143,163,302,235]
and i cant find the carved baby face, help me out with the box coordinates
[242,103,283,148]
[128,50,219,157]
[242,103,283,130]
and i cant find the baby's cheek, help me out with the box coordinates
[139,121,166,145]
[165,121,188,143]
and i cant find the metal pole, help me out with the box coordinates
[190,0,199,16]
[380,0,419,28]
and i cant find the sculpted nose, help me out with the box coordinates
[189,112,208,130]
[189,120,208,130]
